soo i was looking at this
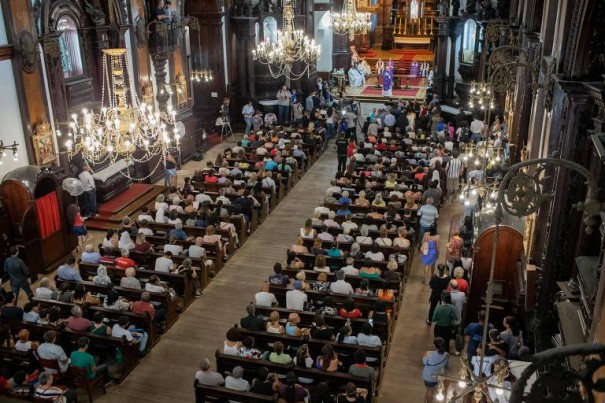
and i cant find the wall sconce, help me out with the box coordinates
[0,140,19,165]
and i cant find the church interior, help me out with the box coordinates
[0,0,604,402]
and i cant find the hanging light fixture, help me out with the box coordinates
[331,0,373,41]
[55,49,180,180]
[187,16,213,84]
[191,69,213,83]
[0,140,19,165]
[252,0,320,80]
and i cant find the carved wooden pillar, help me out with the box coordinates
[433,16,449,97]
[447,18,461,100]
[532,76,595,351]
[152,53,171,112]
[332,0,351,70]
[375,0,393,46]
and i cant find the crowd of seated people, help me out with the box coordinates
[0,106,331,402]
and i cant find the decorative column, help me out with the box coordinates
[446,18,461,99]
[152,53,171,112]
[375,0,393,46]
[433,16,449,97]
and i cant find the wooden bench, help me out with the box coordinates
[0,319,139,383]
[32,298,160,349]
[215,351,377,401]
[55,279,179,331]
[215,350,377,403]
[267,285,396,314]
[78,262,201,310]
[194,381,275,403]
[147,221,235,258]
[249,306,390,350]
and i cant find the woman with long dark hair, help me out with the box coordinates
[274,371,309,403]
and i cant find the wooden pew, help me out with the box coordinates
[0,320,140,384]
[78,262,201,311]
[215,351,377,402]
[253,306,390,348]
[55,279,179,331]
[147,221,234,258]
[194,381,275,403]
[32,298,159,349]
[267,285,396,313]
[281,268,401,293]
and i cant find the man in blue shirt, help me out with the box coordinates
[4,246,33,302]
[465,309,492,367]
[57,255,82,282]
[268,263,289,286]
[81,244,101,264]
[264,157,278,171]
[169,221,189,241]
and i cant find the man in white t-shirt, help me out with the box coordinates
[195,358,225,386]
[340,257,360,276]
[286,281,307,310]
[255,282,278,307]
[195,189,213,204]
[112,316,147,351]
[225,366,250,397]
[188,237,207,259]
[330,270,354,294]
[154,251,174,272]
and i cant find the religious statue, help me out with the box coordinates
[84,0,107,26]
[382,59,394,97]
[438,0,449,17]
[375,59,385,75]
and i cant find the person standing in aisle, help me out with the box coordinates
[4,246,33,303]
[336,133,348,173]
[276,85,291,124]
[242,100,254,136]
[79,164,97,218]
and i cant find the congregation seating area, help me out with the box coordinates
[197,130,431,402]
[0,134,323,402]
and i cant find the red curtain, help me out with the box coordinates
[36,192,62,239]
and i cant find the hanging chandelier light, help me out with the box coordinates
[331,0,372,41]
[252,0,320,80]
[55,49,180,180]
[191,69,213,83]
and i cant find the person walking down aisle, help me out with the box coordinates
[276,85,291,124]
[421,224,440,285]
[427,264,450,325]
[242,100,254,136]
[336,133,348,173]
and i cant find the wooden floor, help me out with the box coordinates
[96,144,341,403]
[378,204,463,402]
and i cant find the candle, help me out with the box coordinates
[430,18,433,35]
[398,17,402,34]
[404,18,407,34]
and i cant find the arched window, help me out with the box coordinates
[263,16,277,45]
[462,20,477,63]
[57,16,84,79]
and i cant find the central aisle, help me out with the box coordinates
[98,146,338,403]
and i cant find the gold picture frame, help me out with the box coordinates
[32,122,56,165]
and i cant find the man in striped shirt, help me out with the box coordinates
[445,151,463,202]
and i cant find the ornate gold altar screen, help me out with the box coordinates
[392,0,434,46]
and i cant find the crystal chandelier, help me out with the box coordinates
[252,0,320,80]
[332,0,372,40]
[468,81,495,110]
[56,49,180,180]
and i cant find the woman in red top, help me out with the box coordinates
[346,139,356,158]
[339,298,363,319]
[72,206,88,252]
